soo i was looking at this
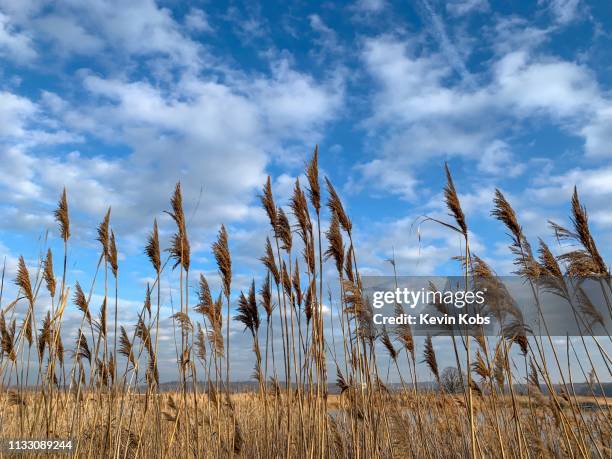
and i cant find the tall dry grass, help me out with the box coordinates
[0,149,610,458]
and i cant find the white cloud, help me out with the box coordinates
[0,90,37,137]
[308,14,342,58]
[184,8,213,33]
[251,60,343,137]
[0,91,82,146]
[356,159,419,200]
[532,166,612,202]
[0,0,201,66]
[581,105,612,157]
[446,0,490,17]
[0,11,37,62]
[0,0,344,252]
[33,14,103,55]
[493,50,598,118]
[544,0,583,24]
[477,141,525,178]
[491,17,552,55]
[0,59,342,245]
[357,31,611,197]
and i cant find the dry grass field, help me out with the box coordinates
[0,149,610,457]
[1,391,610,458]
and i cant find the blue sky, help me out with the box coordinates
[1,0,611,380]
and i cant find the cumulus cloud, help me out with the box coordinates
[0,0,201,65]
[0,91,37,137]
[0,1,344,254]
[0,11,37,61]
[356,28,611,197]
[582,106,612,157]
[477,141,525,178]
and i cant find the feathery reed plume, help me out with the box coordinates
[23,313,33,348]
[292,259,302,307]
[556,250,600,276]
[0,312,16,362]
[171,312,194,334]
[472,350,490,380]
[97,208,111,259]
[147,355,157,388]
[550,188,608,277]
[336,366,350,394]
[38,311,51,361]
[249,280,260,329]
[491,189,522,241]
[275,208,292,252]
[423,335,439,383]
[576,286,604,328]
[325,214,344,275]
[73,282,91,324]
[395,315,414,361]
[252,359,263,386]
[76,331,91,363]
[291,179,313,258]
[196,274,223,354]
[261,238,279,285]
[109,230,118,278]
[196,323,206,362]
[538,239,563,279]
[235,280,260,336]
[166,182,190,270]
[527,357,541,390]
[134,315,151,350]
[493,346,505,389]
[304,279,314,324]
[44,248,56,298]
[492,189,540,279]
[98,298,107,337]
[15,256,33,307]
[306,145,321,214]
[260,176,277,228]
[325,177,352,233]
[503,321,529,356]
[212,225,231,298]
[281,261,291,300]
[54,188,70,242]
[56,333,64,366]
[208,294,224,357]
[443,163,467,236]
[119,326,135,367]
[344,247,354,283]
[380,326,398,361]
[195,274,212,315]
[569,187,607,275]
[260,272,273,319]
[145,219,161,273]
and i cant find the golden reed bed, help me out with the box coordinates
[0,147,610,457]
